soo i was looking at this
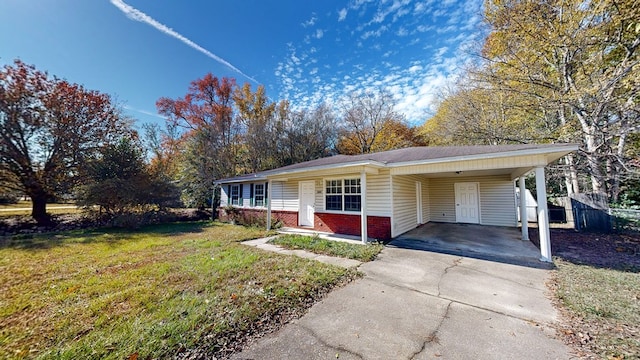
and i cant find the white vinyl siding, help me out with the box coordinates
[270,180,299,211]
[366,170,391,217]
[428,175,515,226]
[278,173,390,216]
[422,178,430,222]
[429,178,456,223]
[392,175,428,237]
[220,186,229,206]
[478,176,517,226]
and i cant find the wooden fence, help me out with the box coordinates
[571,193,612,232]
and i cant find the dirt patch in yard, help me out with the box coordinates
[530,228,640,271]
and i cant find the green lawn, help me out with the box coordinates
[0,222,357,359]
[554,259,640,358]
[269,234,384,262]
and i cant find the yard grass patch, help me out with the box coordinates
[554,259,640,358]
[269,234,384,262]
[0,222,357,359]
[0,202,81,217]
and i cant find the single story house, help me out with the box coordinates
[215,144,578,262]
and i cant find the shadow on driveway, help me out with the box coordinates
[389,222,553,269]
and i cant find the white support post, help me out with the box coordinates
[266,180,273,231]
[360,171,368,244]
[535,167,552,262]
[519,176,529,241]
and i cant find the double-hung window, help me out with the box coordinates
[325,178,361,212]
[254,184,265,207]
[230,185,240,206]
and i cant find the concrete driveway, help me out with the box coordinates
[232,237,572,359]
[392,222,546,267]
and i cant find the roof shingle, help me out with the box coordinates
[216,144,575,183]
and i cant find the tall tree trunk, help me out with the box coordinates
[30,191,50,225]
[557,105,579,196]
[562,154,580,196]
[576,112,607,198]
[584,136,607,198]
[610,128,629,203]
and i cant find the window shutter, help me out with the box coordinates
[249,184,254,207]
[227,185,231,205]
[239,184,244,206]
[265,182,269,206]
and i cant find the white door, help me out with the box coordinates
[299,181,315,227]
[416,181,423,224]
[455,182,479,224]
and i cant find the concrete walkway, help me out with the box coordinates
[233,242,573,359]
[242,236,362,268]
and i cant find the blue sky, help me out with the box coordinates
[0,0,485,126]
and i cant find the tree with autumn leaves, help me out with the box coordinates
[155,75,335,207]
[423,0,639,202]
[0,60,131,224]
[154,75,423,207]
[336,90,424,155]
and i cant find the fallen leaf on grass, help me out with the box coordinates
[65,285,79,294]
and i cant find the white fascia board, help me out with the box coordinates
[265,160,386,179]
[386,145,579,168]
[214,175,268,185]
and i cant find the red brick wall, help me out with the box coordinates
[217,208,297,227]
[314,213,391,240]
[273,210,298,227]
[217,208,391,240]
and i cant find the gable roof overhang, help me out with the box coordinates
[388,145,577,180]
[265,160,386,181]
[214,144,579,184]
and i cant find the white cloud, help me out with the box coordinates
[315,29,324,39]
[338,8,348,21]
[109,0,257,83]
[302,14,317,27]
[275,0,484,123]
[408,64,423,73]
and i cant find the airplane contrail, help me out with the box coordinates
[110,0,258,84]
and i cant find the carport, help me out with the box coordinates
[388,145,579,263]
[389,222,546,267]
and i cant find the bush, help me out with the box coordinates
[76,138,181,215]
[0,192,19,205]
[224,206,281,229]
[111,213,142,229]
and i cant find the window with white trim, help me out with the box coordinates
[254,184,265,207]
[325,178,361,212]
[230,185,240,206]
